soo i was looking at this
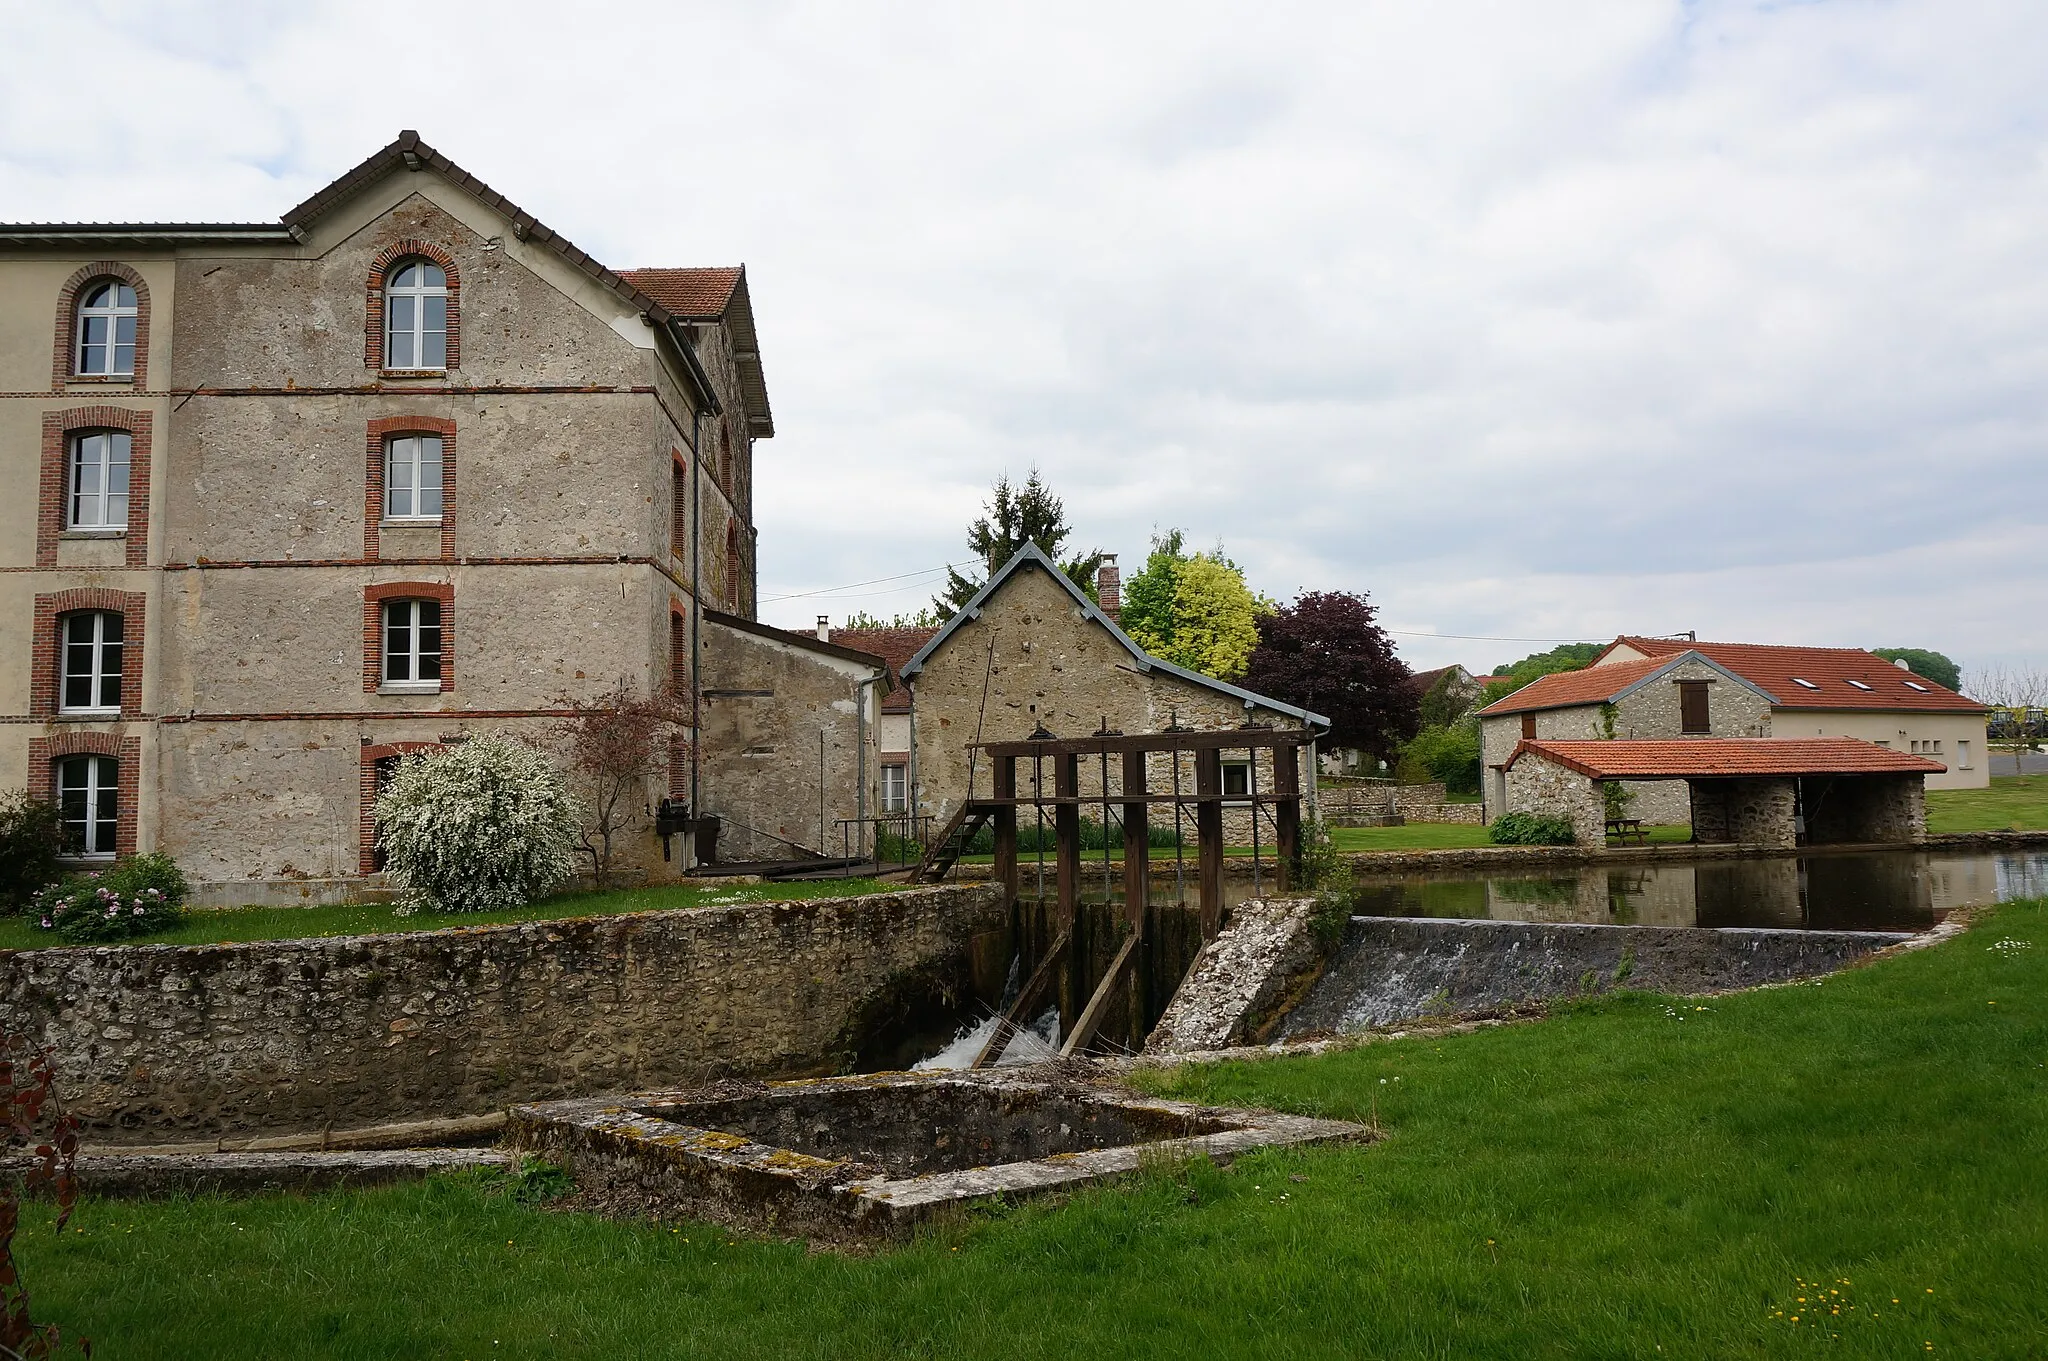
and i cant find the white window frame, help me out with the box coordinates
[383,435,445,521]
[56,754,118,859]
[380,598,443,692]
[1221,757,1253,803]
[880,762,907,814]
[1958,739,1972,769]
[59,611,123,714]
[67,430,131,531]
[74,280,137,377]
[383,261,448,371]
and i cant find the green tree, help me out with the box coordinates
[1120,530,1268,680]
[933,469,1105,615]
[1479,642,1605,705]
[1870,647,1961,692]
[841,607,939,630]
[1396,720,1482,795]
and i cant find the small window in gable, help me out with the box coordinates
[75,280,138,376]
[384,261,448,370]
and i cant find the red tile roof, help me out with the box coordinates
[1475,657,1671,716]
[1603,637,1983,713]
[616,267,743,318]
[1507,737,1945,780]
[828,626,941,713]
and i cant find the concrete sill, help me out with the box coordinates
[54,711,122,721]
[379,519,443,529]
[376,685,442,697]
[60,529,125,539]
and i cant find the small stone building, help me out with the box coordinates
[1477,638,1989,825]
[893,545,1328,838]
[1499,737,1943,849]
[697,612,889,862]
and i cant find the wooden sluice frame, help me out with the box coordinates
[968,727,1312,1066]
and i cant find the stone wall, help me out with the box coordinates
[1691,778,1797,848]
[1802,773,1926,844]
[0,884,1006,1144]
[698,617,884,861]
[1501,751,1607,845]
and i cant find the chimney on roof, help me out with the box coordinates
[1894,657,1911,670]
[816,615,830,642]
[1096,555,1121,623]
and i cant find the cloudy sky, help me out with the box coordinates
[6,1,2044,677]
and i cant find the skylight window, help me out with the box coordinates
[1792,677,1821,690]
[1902,680,1929,692]
[1846,679,1873,691]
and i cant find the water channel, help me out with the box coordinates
[1351,846,2048,932]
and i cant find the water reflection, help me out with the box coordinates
[1353,848,2048,932]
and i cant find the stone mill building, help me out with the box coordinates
[0,130,890,902]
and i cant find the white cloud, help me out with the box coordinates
[3,0,2044,674]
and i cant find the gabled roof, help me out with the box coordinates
[1505,737,1945,780]
[900,544,1331,729]
[827,626,941,713]
[703,608,892,684]
[1475,650,1771,717]
[0,130,768,426]
[1601,637,1984,714]
[618,267,773,438]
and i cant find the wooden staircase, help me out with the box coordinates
[911,804,993,883]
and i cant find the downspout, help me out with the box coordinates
[689,404,702,866]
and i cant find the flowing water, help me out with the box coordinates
[1352,846,2048,932]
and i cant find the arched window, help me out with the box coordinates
[725,521,741,610]
[384,261,448,370]
[59,611,123,714]
[74,280,138,377]
[57,754,119,859]
[67,430,131,530]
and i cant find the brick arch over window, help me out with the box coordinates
[359,740,443,873]
[364,239,462,371]
[38,405,152,566]
[31,587,146,718]
[364,415,458,559]
[28,731,141,859]
[363,581,456,693]
[51,261,151,390]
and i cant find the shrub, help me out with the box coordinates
[375,735,581,913]
[1396,723,1482,795]
[1488,811,1577,846]
[31,852,189,944]
[0,794,64,913]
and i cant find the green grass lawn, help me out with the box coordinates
[1329,822,1694,852]
[1927,774,2048,834]
[0,878,890,953]
[19,899,2047,1358]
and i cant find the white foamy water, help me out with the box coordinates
[912,1008,1061,1070]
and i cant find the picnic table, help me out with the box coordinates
[1605,818,1648,845]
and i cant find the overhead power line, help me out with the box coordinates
[759,563,957,604]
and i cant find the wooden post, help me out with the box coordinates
[1121,748,1149,934]
[1274,741,1301,894]
[1054,753,1082,1035]
[992,755,1020,957]
[1195,746,1224,939]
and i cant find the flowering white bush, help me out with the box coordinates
[375,735,581,913]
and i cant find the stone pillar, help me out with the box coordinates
[1724,778,1797,848]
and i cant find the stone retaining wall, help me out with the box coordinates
[0,884,1007,1145]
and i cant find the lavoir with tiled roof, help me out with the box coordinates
[0,130,881,897]
[1475,636,1989,823]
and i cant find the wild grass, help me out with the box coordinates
[1926,774,2048,834]
[0,878,891,953]
[17,899,2047,1357]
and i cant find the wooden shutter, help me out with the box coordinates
[1520,713,1536,740]
[1680,681,1710,734]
